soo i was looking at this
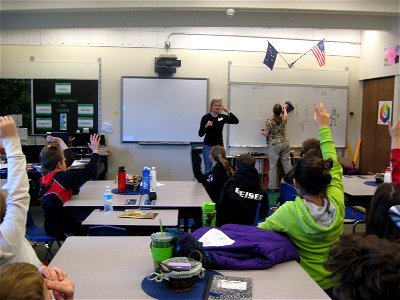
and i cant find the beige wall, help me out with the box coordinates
[1,44,366,179]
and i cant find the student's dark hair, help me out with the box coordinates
[303,148,323,160]
[294,156,333,196]
[300,138,321,156]
[40,144,64,175]
[325,234,400,300]
[210,146,234,177]
[272,103,283,125]
[236,154,255,169]
[0,262,45,300]
[366,183,400,240]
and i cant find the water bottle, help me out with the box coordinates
[384,167,392,183]
[104,185,113,213]
[142,167,151,193]
[150,166,157,191]
[202,202,216,227]
[118,166,126,193]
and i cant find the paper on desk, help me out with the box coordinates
[0,163,7,169]
[198,228,235,247]
[71,160,86,167]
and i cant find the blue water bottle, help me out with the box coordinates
[142,167,151,193]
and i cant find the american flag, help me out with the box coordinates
[311,40,325,67]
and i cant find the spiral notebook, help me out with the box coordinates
[203,274,252,300]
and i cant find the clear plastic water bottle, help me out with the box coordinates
[384,167,392,183]
[104,185,113,212]
[150,166,157,191]
[142,167,151,193]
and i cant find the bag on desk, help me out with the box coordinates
[165,228,214,269]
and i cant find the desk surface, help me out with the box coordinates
[342,175,377,196]
[82,209,179,227]
[64,180,210,208]
[50,236,329,299]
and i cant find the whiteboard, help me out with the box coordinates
[122,77,208,143]
[228,84,348,148]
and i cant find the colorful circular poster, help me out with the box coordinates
[380,103,391,123]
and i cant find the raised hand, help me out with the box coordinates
[313,102,330,129]
[88,133,100,154]
[47,135,68,150]
[388,115,400,149]
[0,116,18,139]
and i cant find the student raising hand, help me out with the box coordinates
[0,116,18,139]
[313,102,330,129]
[88,133,100,154]
[389,115,400,149]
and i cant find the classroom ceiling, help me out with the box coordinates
[1,1,399,30]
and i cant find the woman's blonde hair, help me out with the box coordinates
[209,97,222,112]
[210,146,234,176]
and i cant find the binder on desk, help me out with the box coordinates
[203,274,252,300]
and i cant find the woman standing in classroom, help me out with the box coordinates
[198,98,239,173]
[262,103,292,191]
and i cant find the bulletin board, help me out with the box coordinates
[32,79,98,134]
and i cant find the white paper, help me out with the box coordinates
[71,160,86,167]
[218,280,247,291]
[198,228,235,247]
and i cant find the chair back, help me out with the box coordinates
[280,182,297,205]
[26,211,36,228]
[88,225,128,236]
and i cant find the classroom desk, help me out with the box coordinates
[82,209,179,229]
[49,236,329,300]
[342,175,377,208]
[65,180,210,231]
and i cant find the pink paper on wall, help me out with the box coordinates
[384,44,400,66]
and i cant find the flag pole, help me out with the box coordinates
[277,53,293,69]
[289,38,325,67]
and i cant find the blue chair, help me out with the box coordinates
[25,211,61,260]
[280,182,298,205]
[87,225,128,236]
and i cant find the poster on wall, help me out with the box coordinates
[384,44,400,66]
[33,79,98,134]
[377,101,392,125]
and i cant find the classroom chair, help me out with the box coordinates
[280,182,297,205]
[87,225,128,236]
[25,211,61,260]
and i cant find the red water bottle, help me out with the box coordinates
[118,166,126,193]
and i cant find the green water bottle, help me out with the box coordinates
[202,202,216,227]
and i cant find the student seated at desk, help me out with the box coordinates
[191,145,234,203]
[0,116,43,268]
[258,102,345,293]
[46,135,74,169]
[0,262,75,300]
[325,234,400,300]
[282,138,321,186]
[365,183,400,240]
[39,134,100,240]
[364,117,400,241]
[216,153,269,227]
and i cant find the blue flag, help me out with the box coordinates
[263,43,278,70]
